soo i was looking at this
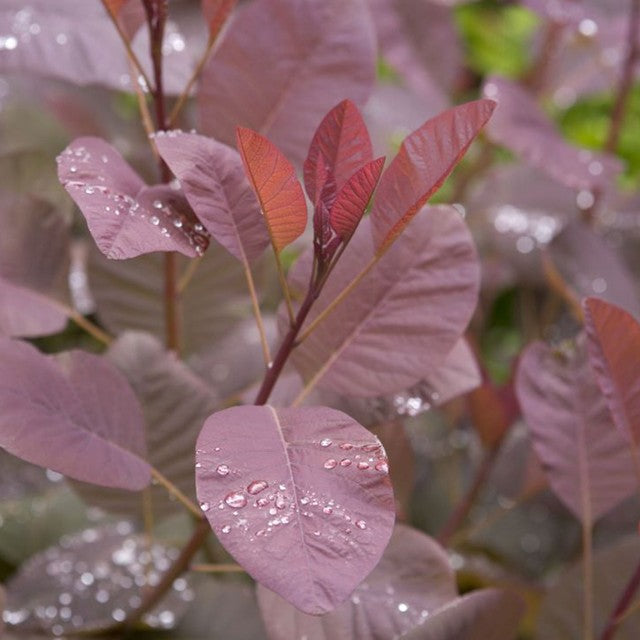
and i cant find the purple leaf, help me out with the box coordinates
[303,99,374,205]
[515,337,637,524]
[483,76,621,191]
[256,524,457,639]
[0,339,150,491]
[547,221,640,318]
[370,100,495,252]
[58,137,210,259]
[288,211,479,397]
[198,0,377,164]
[400,588,525,640]
[584,297,640,448]
[195,405,395,614]
[3,522,192,635]
[0,277,67,338]
[155,131,270,262]
[73,332,218,517]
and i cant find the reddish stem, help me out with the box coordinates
[599,557,640,640]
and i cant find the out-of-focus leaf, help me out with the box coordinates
[468,377,518,448]
[58,137,209,259]
[584,297,640,447]
[0,339,150,491]
[201,0,238,36]
[516,337,638,524]
[73,332,218,517]
[102,0,145,39]
[195,405,395,614]
[370,100,495,252]
[536,536,640,640]
[483,76,620,191]
[303,99,374,205]
[548,221,640,318]
[155,131,270,262]
[87,240,263,356]
[236,127,307,253]
[198,0,377,165]
[0,583,4,635]
[3,522,194,635]
[257,524,457,639]
[400,588,525,640]
[288,211,479,397]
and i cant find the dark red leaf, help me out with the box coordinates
[201,0,237,37]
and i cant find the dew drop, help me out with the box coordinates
[320,438,332,447]
[200,502,210,512]
[275,493,286,509]
[216,464,230,476]
[247,480,268,495]
[362,443,379,452]
[323,506,333,515]
[324,459,337,470]
[224,492,247,509]
[357,461,370,470]
[340,459,352,467]
[221,525,231,534]
[150,216,160,226]
[339,443,353,450]
[256,497,269,507]
[398,602,409,613]
[355,519,366,530]
[153,199,164,209]
[375,460,389,474]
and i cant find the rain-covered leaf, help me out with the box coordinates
[155,131,270,262]
[548,221,640,318]
[303,99,374,205]
[370,99,495,252]
[330,157,385,241]
[0,339,150,491]
[584,297,640,447]
[483,76,620,191]
[73,332,218,517]
[2,522,193,635]
[195,405,395,614]
[58,137,209,259]
[516,337,638,524]
[198,0,377,164]
[87,238,264,355]
[289,211,479,397]
[236,127,307,252]
[400,588,525,640]
[257,524,457,639]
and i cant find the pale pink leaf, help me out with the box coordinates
[0,339,150,490]
[155,131,270,262]
[304,99,374,204]
[370,99,495,252]
[58,137,209,259]
[330,157,385,240]
[257,524,457,639]
[236,127,307,252]
[483,76,621,191]
[400,588,525,640]
[288,211,479,397]
[195,405,395,614]
[515,337,637,524]
[198,0,377,164]
[584,297,640,448]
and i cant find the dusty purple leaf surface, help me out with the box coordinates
[0,339,150,490]
[195,405,395,614]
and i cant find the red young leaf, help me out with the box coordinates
[584,297,640,448]
[256,524,457,639]
[198,0,377,164]
[516,337,637,524]
[201,0,237,36]
[0,339,150,490]
[236,127,307,253]
[330,157,385,241]
[370,99,496,252]
[102,0,145,39]
[155,131,270,262]
[195,405,395,614]
[304,99,374,205]
[58,137,210,259]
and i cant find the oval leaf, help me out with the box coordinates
[584,297,640,448]
[288,210,479,397]
[236,127,307,252]
[195,405,395,614]
[330,157,385,241]
[155,131,270,262]
[198,0,376,164]
[58,137,209,259]
[257,523,457,639]
[304,99,374,205]
[0,339,150,490]
[370,99,495,252]
[515,337,637,524]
